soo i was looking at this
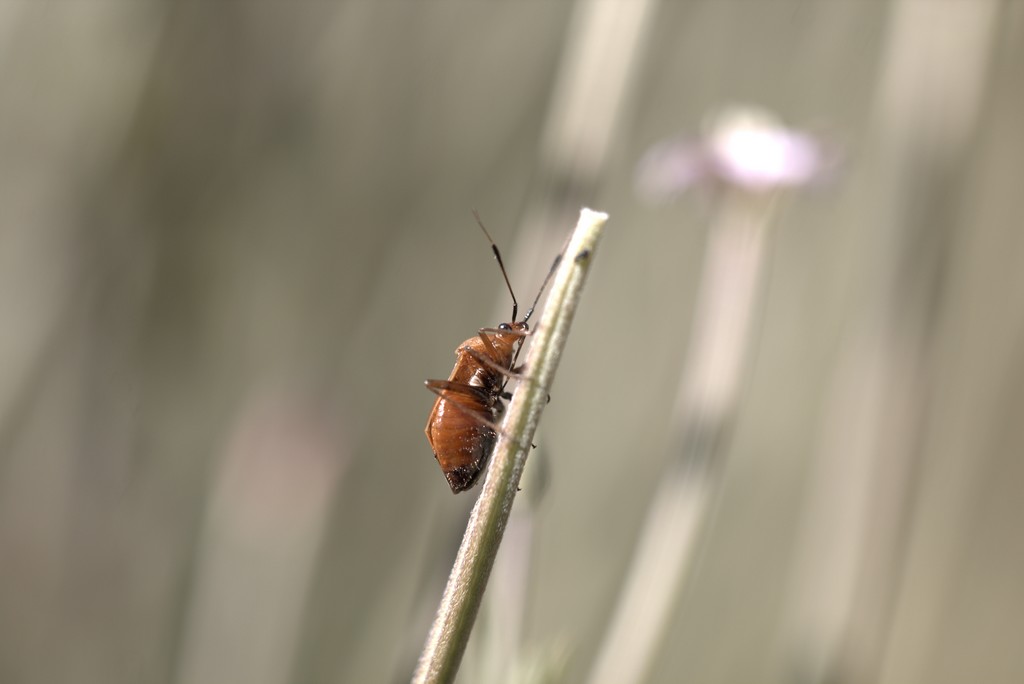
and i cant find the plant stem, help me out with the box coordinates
[587,189,778,684]
[412,208,609,684]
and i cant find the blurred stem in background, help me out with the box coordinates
[780,3,999,684]
[588,109,830,684]
[174,393,345,684]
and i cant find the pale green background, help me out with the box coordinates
[1,2,1021,684]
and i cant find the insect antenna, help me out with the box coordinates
[506,251,563,383]
[522,253,561,324]
[473,209,519,322]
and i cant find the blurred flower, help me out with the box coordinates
[636,106,835,200]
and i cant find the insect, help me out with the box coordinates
[424,212,558,493]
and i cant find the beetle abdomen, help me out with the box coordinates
[429,400,497,492]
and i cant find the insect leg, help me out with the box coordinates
[424,379,492,404]
[462,346,527,381]
[479,327,531,337]
[424,380,505,434]
[475,329,502,360]
[481,326,532,382]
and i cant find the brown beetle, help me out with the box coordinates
[424,213,557,493]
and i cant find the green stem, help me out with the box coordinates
[413,208,609,684]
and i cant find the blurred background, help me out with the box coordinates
[2,2,1023,683]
